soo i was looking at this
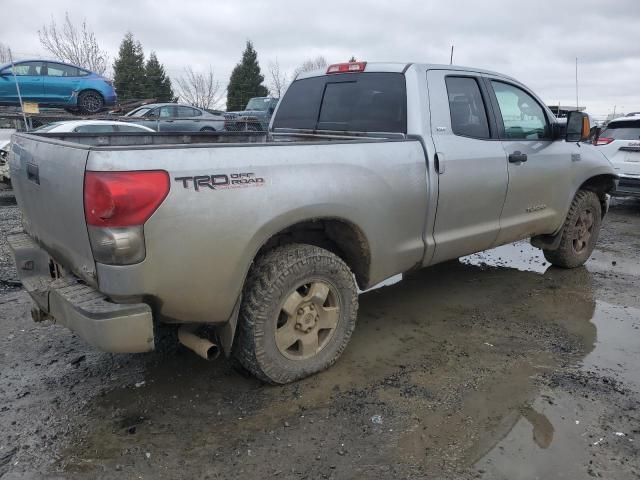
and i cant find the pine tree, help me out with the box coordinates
[113,32,146,101]
[144,52,174,101]
[226,41,269,111]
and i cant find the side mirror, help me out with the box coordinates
[566,111,590,142]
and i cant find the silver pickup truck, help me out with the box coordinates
[8,61,616,384]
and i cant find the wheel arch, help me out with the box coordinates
[218,216,371,358]
[255,217,372,289]
[578,173,617,216]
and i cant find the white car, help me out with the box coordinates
[595,114,640,197]
[34,120,155,134]
[0,139,10,183]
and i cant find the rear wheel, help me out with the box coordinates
[77,90,104,114]
[543,190,602,268]
[200,127,216,132]
[233,244,358,384]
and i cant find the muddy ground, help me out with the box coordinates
[0,191,639,480]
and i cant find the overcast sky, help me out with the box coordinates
[2,0,639,117]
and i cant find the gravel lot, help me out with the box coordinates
[0,192,639,480]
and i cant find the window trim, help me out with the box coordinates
[484,78,552,141]
[444,74,496,141]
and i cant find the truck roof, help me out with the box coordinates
[295,62,517,83]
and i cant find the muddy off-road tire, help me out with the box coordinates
[543,190,602,268]
[233,244,358,384]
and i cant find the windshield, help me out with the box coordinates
[601,120,640,140]
[128,107,152,117]
[245,98,271,111]
[32,122,65,132]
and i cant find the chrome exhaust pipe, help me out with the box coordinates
[178,326,220,360]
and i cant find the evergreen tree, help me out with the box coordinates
[113,32,146,101]
[144,52,174,101]
[226,41,269,111]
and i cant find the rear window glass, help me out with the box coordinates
[601,120,640,140]
[273,72,407,133]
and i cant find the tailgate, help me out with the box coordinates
[10,134,96,284]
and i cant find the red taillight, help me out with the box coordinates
[326,62,367,74]
[84,171,170,227]
[595,137,614,145]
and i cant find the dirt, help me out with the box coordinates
[1,195,639,479]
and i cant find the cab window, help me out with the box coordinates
[8,61,44,76]
[445,76,491,139]
[158,106,175,118]
[177,106,201,117]
[46,63,80,77]
[491,81,550,140]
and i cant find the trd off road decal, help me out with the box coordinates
[174,172,265,191]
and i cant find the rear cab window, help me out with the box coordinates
[273,72,407,133]
[600,120,640,141]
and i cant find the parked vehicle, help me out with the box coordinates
[124,103,225,132]
[595,114,640,197]
[225,96,279,131]
[9,61,616,384]
[33,120,155,134]
[0,60,116,114]
[0,139,10,183]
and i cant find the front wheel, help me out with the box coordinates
[543,190,602,268]
[77,90,104,114]
[233,244,358,384]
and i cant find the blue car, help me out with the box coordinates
[0,60,117,114]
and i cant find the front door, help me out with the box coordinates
[485,79,573,244]
[426,70,509,263]
[1,61,45,103]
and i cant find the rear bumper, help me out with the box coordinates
[613,175,640,197]
[8,232,154,353]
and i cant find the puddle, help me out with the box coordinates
[461,241,550,274]
[471,300,640,479]
[582,301,640,390]
[59,258,602,477]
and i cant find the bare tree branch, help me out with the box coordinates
[267,58,289,98]
[175,67,223,109]
[293,56,328,77]
[0,43,11,64]
[38,12,109,75]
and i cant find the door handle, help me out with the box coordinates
[508,151,528,163]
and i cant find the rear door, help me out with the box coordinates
[174,106,201,131]
[485,78,573,244]
[597,119,640,183]
[426,70,508,263]
[43,62,81,103]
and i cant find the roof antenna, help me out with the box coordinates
[575,57,579,109]
[450,45,454,65]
